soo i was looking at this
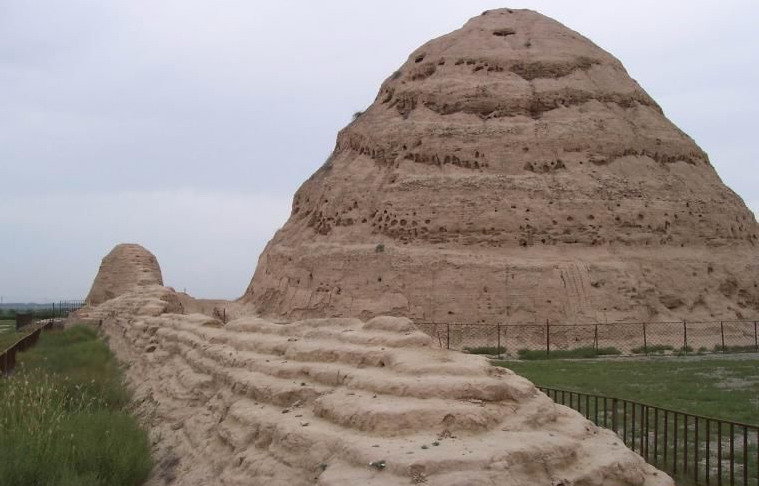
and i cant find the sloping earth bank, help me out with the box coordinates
[77,286,672,486]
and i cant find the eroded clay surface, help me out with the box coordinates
[85,243,164,305]
[78,284,672,486]
[243,9,759,323]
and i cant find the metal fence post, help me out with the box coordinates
[643,322,648,355]
[720,321,725,353]
[496,323,501,355]
[446,323,450,350]
[594,323,599,351]
[545,319,550,357]
[683,321,688,355]
[729,423,734,485]
[694,417,700,483]
[717,422,722,484]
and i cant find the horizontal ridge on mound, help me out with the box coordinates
[78,285,673,485]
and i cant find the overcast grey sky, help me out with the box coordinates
[1,0,757,303]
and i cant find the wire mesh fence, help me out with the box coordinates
[542,387,759,486]
[416,320,759,357]
[5,300,86,329]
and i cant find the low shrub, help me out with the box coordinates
[630,344,674,355]
[675,345,694,356]
[464,346,505,355]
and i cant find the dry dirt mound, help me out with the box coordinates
[243,8,759,324]
[80,286,672,486]
[85,243,164,305]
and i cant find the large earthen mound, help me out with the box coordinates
[78,282,672,485]
[85,243,164,305]
[243,9,759,323]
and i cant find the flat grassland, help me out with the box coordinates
[0,320,29,351]
[496,355,759,424]
[0,325,152,486]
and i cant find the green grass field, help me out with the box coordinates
[0,325,152,486]
[495,356,759,424]
[0,320,31,352]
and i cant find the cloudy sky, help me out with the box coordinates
[1,0,757,303]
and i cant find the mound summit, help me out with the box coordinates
[244,8,759,324]
[86,243,163,306]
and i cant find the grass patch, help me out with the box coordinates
[1,309,59,319]
[516,346,621,360]
[494,357,759,424]
[0,325,152,485]
[0,327,33,352]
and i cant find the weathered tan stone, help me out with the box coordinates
[85,243,163,305]
[243,9,759,324]
[79,282,673,485]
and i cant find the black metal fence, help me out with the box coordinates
[416,320,759,357]
[55,300,86,317]
[4,300,86,329]
[542,387,758,486]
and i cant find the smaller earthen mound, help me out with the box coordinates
[85,243,163,306]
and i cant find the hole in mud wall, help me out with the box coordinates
[493,28,516,37]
